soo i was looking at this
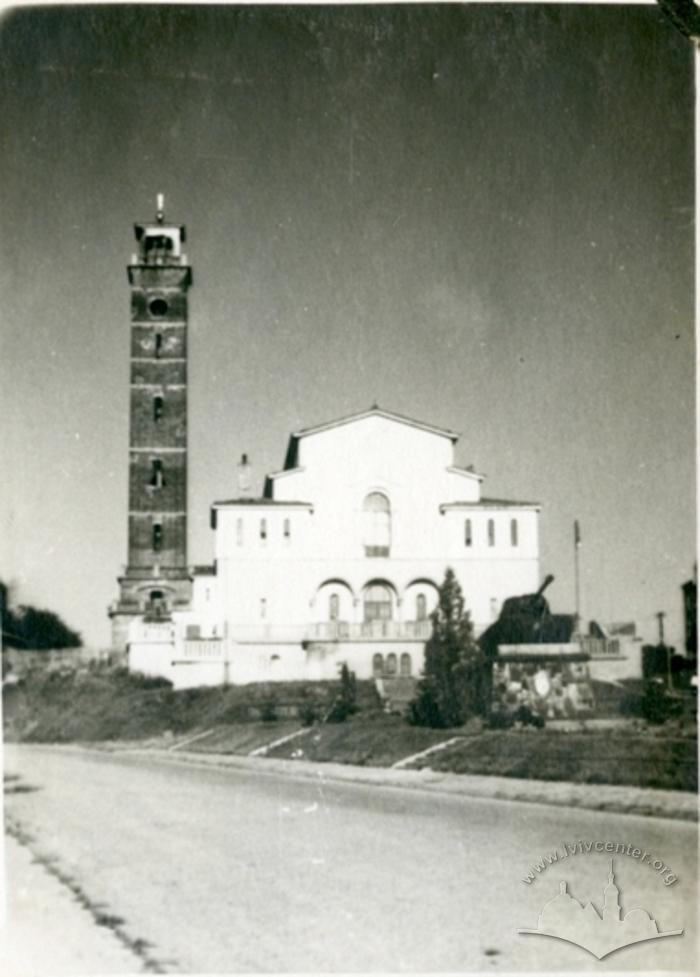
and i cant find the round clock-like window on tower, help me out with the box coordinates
[149,297,169,317]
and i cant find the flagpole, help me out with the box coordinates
[574,520,581,633]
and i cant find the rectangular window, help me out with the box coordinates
[488,519,495,547]
[153,395,164,422]
[152,522,163,551]
[150,458,164,489]
[510,518,518,546]
[464,519,472,547]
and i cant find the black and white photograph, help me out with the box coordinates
[1,1,697,973]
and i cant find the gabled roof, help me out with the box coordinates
[282,406,459,471]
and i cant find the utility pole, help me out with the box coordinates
[656,611,672,689]
[574,521,581,633]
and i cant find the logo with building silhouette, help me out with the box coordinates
[519,861,683,959]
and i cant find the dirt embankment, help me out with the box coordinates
[4,665,697,793]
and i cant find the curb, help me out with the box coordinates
[109,745,698,823]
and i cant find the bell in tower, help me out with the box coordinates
[109,195,193,650]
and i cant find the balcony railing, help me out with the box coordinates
[579,637,621,657]
[305,620,431,642]
[181,639,226,660]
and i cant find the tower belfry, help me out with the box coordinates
[109,196,193,649]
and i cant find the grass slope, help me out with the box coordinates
[2,666,375,743]
[4,666,696,792]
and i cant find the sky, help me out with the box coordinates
[0,3,695,650]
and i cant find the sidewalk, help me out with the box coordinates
[1,832,143,976]
[133,746,698,822]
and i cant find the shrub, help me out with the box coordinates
[326,663,358,724]
[409,569,486,728]
[259,698,278,722]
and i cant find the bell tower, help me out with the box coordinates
[109,195,193,649]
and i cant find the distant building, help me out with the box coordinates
[682,568,697,660]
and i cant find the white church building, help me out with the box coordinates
[129,406,541,688]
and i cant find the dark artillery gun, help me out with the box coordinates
[479,574,565,660]
[498,574,555,638]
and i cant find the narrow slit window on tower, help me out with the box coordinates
[153,395,164,422]
[152,521,163,552]
[283,518,291,540]
[236,518,244,546]
[511,518,519,546]
[154,332,163,358]
[488,519,495,547]
[464,519,472,547]
[260,518,267,541]
[150,459,164,490]
[260,598,267,619]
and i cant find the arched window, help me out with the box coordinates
[510,518,518,546]
[148,590,165,616]
[236,518,244,546]
[329,593,339,621]
[363,492,391,557]
[364,584,393,622]
[464,519,472,547]
[400,653,412,677]
[416,593,427,621]
[372,653,384,678]
[153,395,164,423]
[488,519,495,547]
[386,653,398,676]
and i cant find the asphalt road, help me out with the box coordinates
[3,744,697,973]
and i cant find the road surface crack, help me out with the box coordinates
[4,813,177,973]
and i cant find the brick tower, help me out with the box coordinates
[109,196,192,649]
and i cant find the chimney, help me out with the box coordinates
[237,453,252,496]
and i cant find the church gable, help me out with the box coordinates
[270,409,460,504]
